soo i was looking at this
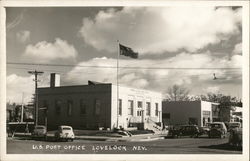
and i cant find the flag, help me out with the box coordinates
[119,44,138,59]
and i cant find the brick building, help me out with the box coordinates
[37,74,162,130]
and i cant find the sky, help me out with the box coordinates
[6,7,242,104]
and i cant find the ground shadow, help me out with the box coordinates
[199,143,242,152]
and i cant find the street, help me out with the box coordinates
[7,137,242,154]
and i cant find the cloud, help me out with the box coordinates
[7,74,35,104]
[203,86,220,93]
[233,43,242,55]
[23,38,78,62]
[7,52,242,103]
[65,52,242,95]
[7,74,50,104]
[79,7,241,55]
[16,30,30,43]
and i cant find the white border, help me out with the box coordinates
[0,0,249,161]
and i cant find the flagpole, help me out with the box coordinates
[117,40,120,128]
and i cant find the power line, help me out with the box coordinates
[7,62,242,70]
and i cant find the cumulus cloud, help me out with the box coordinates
[233,43,242,55]
[16,30,30,43]
[7,74,50,104]
[7,74,35,104]
[23,38,78,62]
[65,52,242,94]
[79,7,241,55]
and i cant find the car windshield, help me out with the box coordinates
[62,127,71,130]
[230,123,240,128]
[210,124,222,128]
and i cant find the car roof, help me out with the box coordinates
[210,122,224,124]
[180,125,197,127]
[35,125,46,127]
[59,125,72,128]
[229,122,241,124]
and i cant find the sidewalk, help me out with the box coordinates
[10,132,166,142]
[75,133,165,142]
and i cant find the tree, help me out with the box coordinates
[200,93,242,107]
[165,84,190,101]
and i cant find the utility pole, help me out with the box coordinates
[28,70,44,126]
[21,92,24,122]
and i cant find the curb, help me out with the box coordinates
[75,136,165,142]
[10,133,166,142]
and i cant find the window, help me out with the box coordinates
[128,100,134,115]
[95,99,101,115]
[43,100,48,108]
[202,111,210,117]
[137,110,142,116]
[55,100,62,115]
[67,100,73,116]
[80,99,86,115]
[137,101,142,108]
[146,102,151,116]
[155,103,159,116]
[137,101,143,116]
[118,99,122,116]
[42,100,48,115]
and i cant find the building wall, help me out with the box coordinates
[201,101,214,126]
[162,101,215,127]
[111,85,162,129]
[162,101,202,126]
[38,84,112,130]
[38,83,162,130]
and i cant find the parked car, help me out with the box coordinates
[168,125,201,138]
[227,122,241,132]
[228,127,242,147]
[54,125,75,141]
[199,126,210,135]
[178,125,202,138]
[32,125,47,139]
[208,122,227,138]
[168,125,181,138]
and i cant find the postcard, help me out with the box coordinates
[0,0,249,161]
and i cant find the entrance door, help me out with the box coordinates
[137,101,143,122]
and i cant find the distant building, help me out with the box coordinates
[230,106,242,123]
[162,101,220,127]
[37,74,162,131]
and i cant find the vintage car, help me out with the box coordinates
[54,125,75,142]
[32,125,47,139]
[178,125,202,138]
[208,122,227,138]
[168,125,201,138]
[167,125,181,138]
[227,122,241,132]
[228,127,242,147]
[200,123,211,134]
